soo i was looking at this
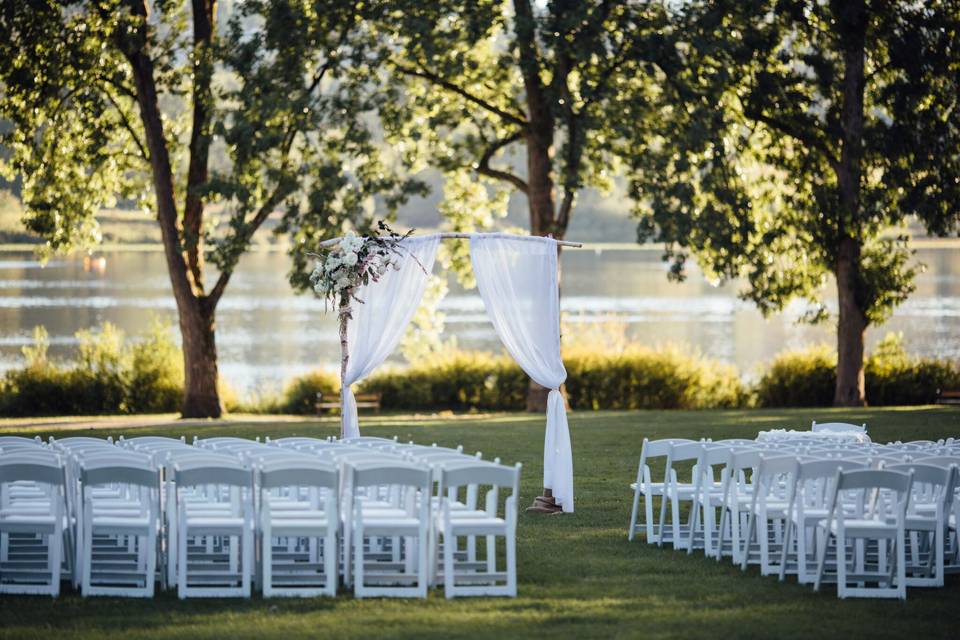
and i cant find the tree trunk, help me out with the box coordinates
[832,0,868,407]
[180,301,222,418]
[834,237,867,406]
[122,0,223,417]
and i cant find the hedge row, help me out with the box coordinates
[3,326,958,416]
[754,335,960,407]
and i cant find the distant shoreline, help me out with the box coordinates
[2,237,959,254]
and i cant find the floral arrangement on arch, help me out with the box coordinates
[309,221,415,321]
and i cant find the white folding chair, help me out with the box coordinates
[350,462,431,598]
[0,458,67,596]
[659,441,707,550]
[814,468,913,599]
[778,458,866,584]
[886,462,957,588]
[78,459,160,597]
[172,460,255,598]
[716,448,761,563]
[741,455,798,575]
[259,460,339,597]
[628,438,694,543]
[436,461,521,598]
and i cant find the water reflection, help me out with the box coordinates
[0,246,957,393]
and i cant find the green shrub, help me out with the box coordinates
[319,346,747,412]
[0,319,185,416]
[866,333,960,405]
[126,319,183,413]
[360,351,528,412]
[755,344,836,407]
[564,346,748,410]
[755,335,960,407]
[281,370,340,414]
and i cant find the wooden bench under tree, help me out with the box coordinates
[936,389,960,405]
[315,392,382,415]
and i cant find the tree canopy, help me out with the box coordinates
[0,0,424,415]
[629,0,960,404]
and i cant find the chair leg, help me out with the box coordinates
[628,486,641,542]
[353,523,364,598]
[896,533,907,600]
[506,529,517,597]
[813,528,830,592]
[836,530,847,599]
[443,531,455,599]
[262,527,273,597]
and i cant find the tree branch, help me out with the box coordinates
[745,107,840,171]
[394,63,528,127]
[183,0,216,292]
[101,89,150,162]
[205,183,291,309]
[476,131,528,193]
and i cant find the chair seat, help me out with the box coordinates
[902,515,938,531]
[630,482,665,495]
[91,514,152,531]
[184,515,245,533]
[359,516,423,536]
[442,516,508,536]
[0,513,58,534]
[266,516,330,534]
[820,518,899,538]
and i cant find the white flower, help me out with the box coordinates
[339,231,358,252]
[336,276,350,291]
[342,251,358,266]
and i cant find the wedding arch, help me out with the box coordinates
[318,231,582,513]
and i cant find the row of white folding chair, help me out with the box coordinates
[285,440,520,598]
[749,456,958,598]
[5,436,518,599]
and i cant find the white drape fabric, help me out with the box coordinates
[469,233,573,512]
[341,234,440,438]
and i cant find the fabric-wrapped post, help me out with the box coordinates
[470,233,574,512]
[339,235,441,438]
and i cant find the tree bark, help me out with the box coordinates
[834,237,867,406]
[121,0,222,418]
[832,0,868,407]
[183,0,216,290]
[180,301,222,417]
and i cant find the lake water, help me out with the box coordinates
[1,245,958,394]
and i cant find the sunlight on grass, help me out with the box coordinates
[1,408,959,639]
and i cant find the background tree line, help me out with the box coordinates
[1,0,957,416]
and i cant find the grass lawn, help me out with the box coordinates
[1,406,960,639]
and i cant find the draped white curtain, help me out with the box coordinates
[470,233,573,512]
[341,234,440,438]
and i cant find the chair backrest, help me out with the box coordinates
[729,449,763,471]
[885,463,955,493]
[811,421,866,434]
[441,461,521,492]
[352,462,431,490]
[642,438,693,460]
[836,468,912,493]
[669,441,706,463]
[81,461,159,489]
[260,461,338,491]
[174,461,252,488]
[0,459,66,487]
[912,456,960,469]
[0,436,42,446]
[797,458,866,481]
[756,454,798,481]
